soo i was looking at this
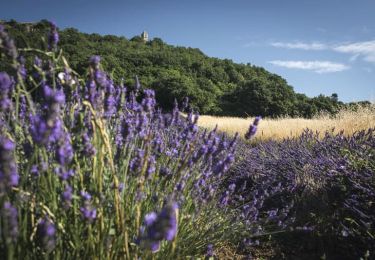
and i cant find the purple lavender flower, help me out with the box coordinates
[206,244,214,257]
[137,112,149,139]
[36,216,56,252]
[0,24,18,59]
[19,95,27,122]
[138,202,178,252]
[175,181,185,192]
[56,133,73,166]
[0,137,19,196]
[89,55,101,69]
[142,89,156,112]
[144,212,157,226]
[0,72,14,112]
[253,116,261,126]
[62,185,73,208]
[170,99,180,125]
[245,116,261,140]
[80,191,92,201]
[104,80,117,117]
[152,131,164,154]
[146,155,156,178]
[30,84,65,145]
[219,191,230,206]
[120,116,136,142]
[48,21,59,51]
[228,183,236,192]
[80,191,97,223]
[55,167,74,181]
[34,56,42,67]
[43,84,65,120]
[85,80,99,109]
[30,164,39,177]
[118,182,125,192]
[80,205,97,223]
[212,153,235,176]
[94,69,108,88]
[159,166,171,177]
[29,115,50,145]
[127,91,140,111]
[17,56,27,80]
[130,149,145,173]
[82,132,96,157]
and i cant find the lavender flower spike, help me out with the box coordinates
[0,72,14,112]
[0,137,19,196]
[36,216,56,252]
[0,24,18,59]
[138,202,178,252]
[48,21,59,50]
[245,116,261,140]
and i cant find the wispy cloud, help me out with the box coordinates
[268,60,350,73]
[270,41,328,50]
[270,40,375,64]
[333,41,375,63]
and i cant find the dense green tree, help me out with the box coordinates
[1,20,362,117]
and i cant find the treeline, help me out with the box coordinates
[1,19,370,117]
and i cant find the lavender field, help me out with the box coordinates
[0,22,374,259]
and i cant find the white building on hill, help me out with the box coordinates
[141,31,149,42]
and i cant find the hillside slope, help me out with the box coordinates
[1,19,347,117]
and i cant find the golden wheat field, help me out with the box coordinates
[197,106,375,141]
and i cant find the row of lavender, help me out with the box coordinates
[0,22,264,258]
[228,129,375,258]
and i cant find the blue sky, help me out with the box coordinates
[1,0,375,102]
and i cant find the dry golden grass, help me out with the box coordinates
[197,106,375,141]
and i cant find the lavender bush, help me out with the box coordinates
[229,129,375,258]
[0,22,245,259]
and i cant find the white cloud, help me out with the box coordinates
[270,41,328,50]
[268,60,350,73]
[270,40,375,64]
[333,41,375,63]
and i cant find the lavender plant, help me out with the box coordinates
[229,128,375,258]
[0,22,245,259]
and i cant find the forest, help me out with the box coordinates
[0,19,370,118]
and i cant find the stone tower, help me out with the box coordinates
[141,31,149,42]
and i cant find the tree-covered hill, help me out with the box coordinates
[1,19,363,117]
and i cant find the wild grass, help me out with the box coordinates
[197,106,375,140]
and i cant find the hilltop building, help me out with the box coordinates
[141,31,149,42]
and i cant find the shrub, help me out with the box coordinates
[229,129,375,258]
